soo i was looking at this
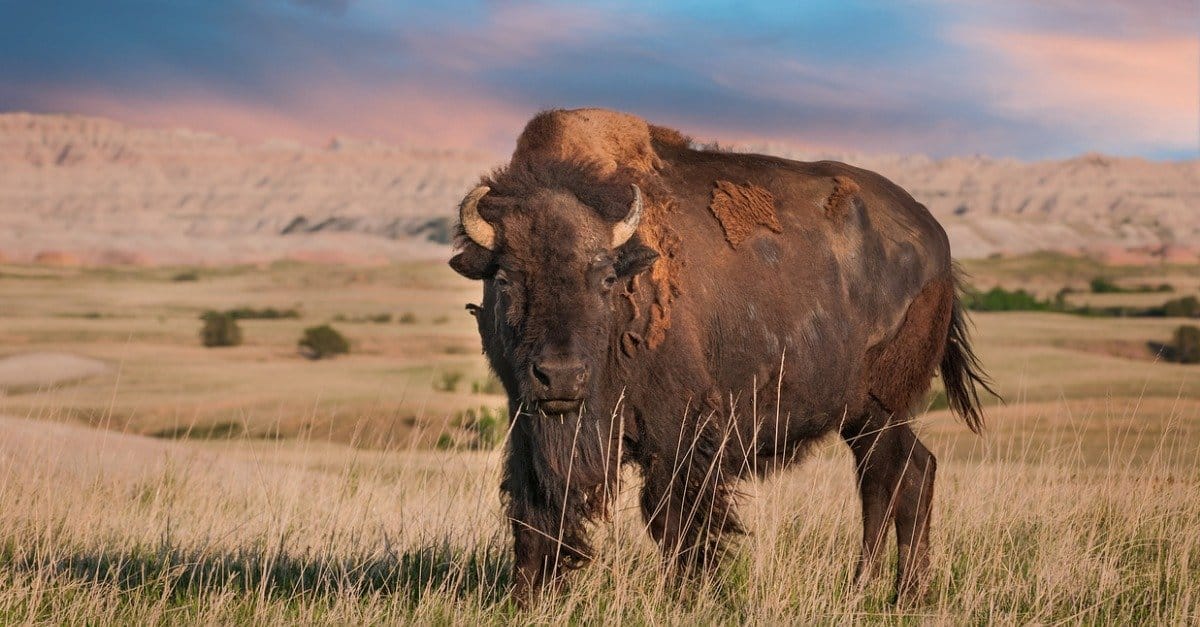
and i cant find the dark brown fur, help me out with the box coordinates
[449,108,995,606]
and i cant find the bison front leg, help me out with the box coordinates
[508,506,590,605]
[503,415,610,607]
[638,427,743,576]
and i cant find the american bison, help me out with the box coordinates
[449,108,994,604]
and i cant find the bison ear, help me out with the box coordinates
[449,246,494,280]
[615,241,658,277]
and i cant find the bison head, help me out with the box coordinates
[449,169,659,416]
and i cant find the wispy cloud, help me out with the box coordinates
[0,0,1194,159]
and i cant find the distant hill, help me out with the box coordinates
[0,113,497,265]
[757,145,1200,264]
[1,113,1196,265]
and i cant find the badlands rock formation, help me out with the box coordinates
[0,113,1196,265]
[0,113,496,265]
[759,145,1200,263]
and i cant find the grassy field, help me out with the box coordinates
[0,255,1198,623]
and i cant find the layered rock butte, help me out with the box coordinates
[1,112,1197,266]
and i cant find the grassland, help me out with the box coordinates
[0,255,1198,623]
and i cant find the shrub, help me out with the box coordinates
[227,306,301,320]
[1089,276,1122,293]
[466,406,508,449]
[1088,277,1173,295]
[171,270,199,282]
[434,371,464,392]
[963,286,1051,312]
[432,315,450,325]
[200,311,242,347]
[1167,325,1200,364]
[298,324,349,359]
[1162,296,1200,318]
[398,312,418,324]
[450,405,509,450]
[435,433,455,450]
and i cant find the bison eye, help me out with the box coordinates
[494,270,510,289]
[602,274,618,290]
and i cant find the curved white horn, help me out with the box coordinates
[459,185,495,250]
[611,184,643,247]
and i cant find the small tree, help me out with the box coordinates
[200,311,242,347]
[1170,325,1200,364]
[299,324,349,359]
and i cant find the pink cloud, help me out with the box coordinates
[25,81,530,154]
[957,27,1199,153]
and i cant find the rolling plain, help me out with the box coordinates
[0,255,1197,623]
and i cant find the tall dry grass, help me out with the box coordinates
[0,383,1195,625]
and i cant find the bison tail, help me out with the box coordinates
[940,276,999,434]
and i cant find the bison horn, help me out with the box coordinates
[459,185,495,250]
[611,184,643,247]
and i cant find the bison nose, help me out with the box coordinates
[530,357,589,399]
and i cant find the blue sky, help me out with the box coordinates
[1,0,1195,159]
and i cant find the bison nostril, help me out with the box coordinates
[530,362,552,388]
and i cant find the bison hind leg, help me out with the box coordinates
[841,414,936,603]
[841,275,953,602]
[865,275,955,417]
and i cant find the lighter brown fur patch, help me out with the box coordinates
[824,175,861,217]
[515,108,662,175]
[709,180,783,248]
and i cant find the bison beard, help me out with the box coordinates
[449,108,995,607]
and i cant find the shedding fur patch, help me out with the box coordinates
[709,180,782,248]
[640,193,681,349]
[824,176,860,217]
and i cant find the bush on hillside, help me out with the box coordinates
[200,311,242,347]
[1089,276,1174,294]
[1089,276,1122,294]
[963,286,1052,312]
[459,405,509,450]
[227,306,301,320]
[1165,325,1200,364]
[298,324,349,359]
[1162,296,1200,319]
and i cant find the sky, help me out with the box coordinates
[1,0,1196,159]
